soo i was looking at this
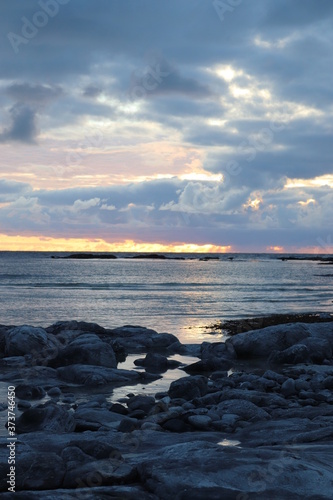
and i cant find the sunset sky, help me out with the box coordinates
[0,0,332,252]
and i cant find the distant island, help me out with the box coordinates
[51,253,117,259]
[51,253,222,261]
[279,256,333,264]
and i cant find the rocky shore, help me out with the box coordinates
[1,315,333,498]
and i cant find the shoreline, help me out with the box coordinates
[1,314,333,498]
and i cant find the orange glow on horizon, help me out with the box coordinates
[0,234,232,253]
[267,246,285,253]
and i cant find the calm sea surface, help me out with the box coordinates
[0,252,332,343]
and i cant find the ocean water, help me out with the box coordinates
[0,252,332,343]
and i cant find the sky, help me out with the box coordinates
[0,0,332,253]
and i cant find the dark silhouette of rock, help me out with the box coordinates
[169,375,208,400]
[52,253,117,259]
[132,253,167,259]
[16,401,75,433]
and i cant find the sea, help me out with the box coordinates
[0,251,332,344]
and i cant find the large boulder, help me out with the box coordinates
[269,344,311,365]
[0,451,65,491]
[227,323,310,358]
[49,333,117,368]
[200,341,237,361]
[5,325,58,358]
[169,376,208,401]
[45,320,107,336]
[109,326,182,353]
[16,401,75,433]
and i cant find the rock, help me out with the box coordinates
[110,403,128,415]
[214,399,270,421]
[169,376,208,401]
[188,415,212,429]
[184,358,232,373]
[281,378,296,397]
[127,395,155,414]
[57,364,140,386]
[5,325,59,358]
[262,370,286,384]
[74,407,123,431]
[200,341,237,361]
[70,439,122,461]
[16,401,75,433]
[46,320,107,336]
[49,333,117,368]
[108,326,182,354]
[162,418,190,433]
[302,337,332,363]
[61,253,117,259]
[16,384,46,400]
[135,352,182,372]
[63,458,137,489]
[17,400,32,410]
[220,413,240,427]
[323,376,333,389]
[269,344,311,365]
[6,452,65,491]
[227,323,310,358]
[135,352,168,371]
[132,253,167,259]
[48,387,62,397]
[118,417,139,433]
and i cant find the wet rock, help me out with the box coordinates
[269,344,311,365]
[127,395,155,414]
[214,399,270,421]
[281,378,296,397]
[187,415,212,429]
[13,452,65,491]
[74,407,123,431]
[16,384,46,400]
[118,417,139,432]
[183,357,232,373]
[162,418,190,433]
[169,375,208,401]
[48,387,62,397]
[63,458,137,489]
[5,325,59,358]
[49,333,117,368]
[108,326,182,354]
[135,352,169,370]
[110,403,128,415]
[302,337,332,363]
[45,320,107,336]
[17,401,32,413]
[227,323,310,358]
[200,341,237,361]
[16,401,75,433]
[57,364,140,386]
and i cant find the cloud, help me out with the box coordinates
[0,179,31,201]
[82,85,102,98]
[6,83,63,104]
[0,177,331,250]
[0,103,38,143]
[0,1,332,249]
